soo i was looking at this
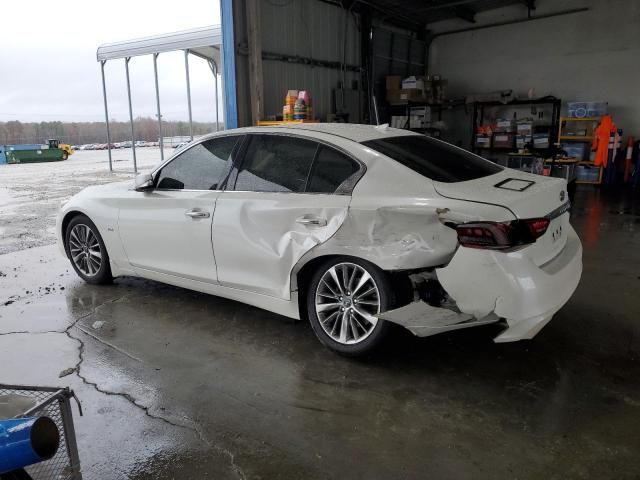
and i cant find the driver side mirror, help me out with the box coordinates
[134,173,154,192]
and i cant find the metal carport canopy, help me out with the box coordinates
[96,26,223,172]
[96,25,222,64]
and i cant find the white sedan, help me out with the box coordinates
[57,124,582,356]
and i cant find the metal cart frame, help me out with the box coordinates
[0,385,82,480]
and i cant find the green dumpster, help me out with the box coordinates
[6,148,65,164]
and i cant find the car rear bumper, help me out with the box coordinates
[436,224,583,342]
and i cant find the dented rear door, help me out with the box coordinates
[212,134,353,300]
[213,192,349,299]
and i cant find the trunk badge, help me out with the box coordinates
[560,191,565,202]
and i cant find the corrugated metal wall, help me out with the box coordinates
[372,27,426,79]
[260,0,361,122]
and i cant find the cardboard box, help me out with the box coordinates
[475,135,492,149]
[493,133,515,149]
[409,106,431,127]
[387,89,427,104]
[516,135,533,149]
[402,76,425,90]
[391,116,408,129]
[532,133,550,149]
[495,118,515,133]
[517,122,533,136]
[386,75,402,91]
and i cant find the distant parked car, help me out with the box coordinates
[173,141,189,149]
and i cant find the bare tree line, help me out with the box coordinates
[0,117,220,145]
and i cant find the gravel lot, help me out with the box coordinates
[0,148,167,254]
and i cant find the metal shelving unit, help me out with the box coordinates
[470,96,562,155]
[558,116,603,184]
[387,100,464,137]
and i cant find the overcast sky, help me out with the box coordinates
[0,0,222,123]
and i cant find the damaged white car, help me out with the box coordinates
[57,124,582,356]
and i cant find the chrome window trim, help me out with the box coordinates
[152,133,245,192]
[230,131,366,195]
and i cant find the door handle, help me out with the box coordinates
[185,209,210,219]
[296,216,327,227]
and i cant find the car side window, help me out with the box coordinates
[307,146,359,194]
[234,135,317,193]
[156,136,239,190]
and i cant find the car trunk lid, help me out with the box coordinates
[433,169,568,220]
[434,170,571,266]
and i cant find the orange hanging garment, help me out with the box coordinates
[592,115,616,167]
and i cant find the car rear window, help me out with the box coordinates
[362,135,502,183]
[307,146,360,194]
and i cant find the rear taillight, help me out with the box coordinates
[455,218,549,250]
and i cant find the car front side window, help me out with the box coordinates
[156,136,239,190]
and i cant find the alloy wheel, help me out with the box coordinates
[69,224,102,277]
[315,262,381,345]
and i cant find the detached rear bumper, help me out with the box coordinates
[436,224,583,342]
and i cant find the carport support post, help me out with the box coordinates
[100,60,113,172]
[184,50,194,141]
[153,53,164,161]
[210,61,220,131]
[125,57,137,173]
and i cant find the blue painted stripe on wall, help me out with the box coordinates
[220,0,238,129]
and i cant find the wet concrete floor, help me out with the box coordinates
[1,155,639,479]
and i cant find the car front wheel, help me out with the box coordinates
[307,257,393,356]
[65,214,112,285]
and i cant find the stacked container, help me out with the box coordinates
[282,90,313,121]
[283,90,298,121]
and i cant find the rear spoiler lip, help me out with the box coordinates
[545,201,571,220]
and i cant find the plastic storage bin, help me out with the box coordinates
[568,101,607,118]
[516,135,532,149]
[532,133,550,149]
[586,101,607,117]
[577,164,601,183]
[475,135,491,149]
[493,133,515,149]
[561,143,586,159]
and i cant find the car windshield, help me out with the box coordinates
[362,135,502,183]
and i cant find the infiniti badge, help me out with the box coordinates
[560,190,566,202]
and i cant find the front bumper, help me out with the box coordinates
[55,210,67,257]
[435,224,583,342]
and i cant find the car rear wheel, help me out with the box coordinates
[307,257,393,356]
[65,215,112,285]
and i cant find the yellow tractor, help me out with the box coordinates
[58,142,75,160]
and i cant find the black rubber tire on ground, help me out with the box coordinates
[65,214,113,285]
[307,256,394,357]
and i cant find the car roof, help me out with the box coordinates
[207,123,419,144]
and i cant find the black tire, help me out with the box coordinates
[307,256,394,356]
[65,214,112,285]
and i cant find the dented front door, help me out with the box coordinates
[212,191,349,299]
